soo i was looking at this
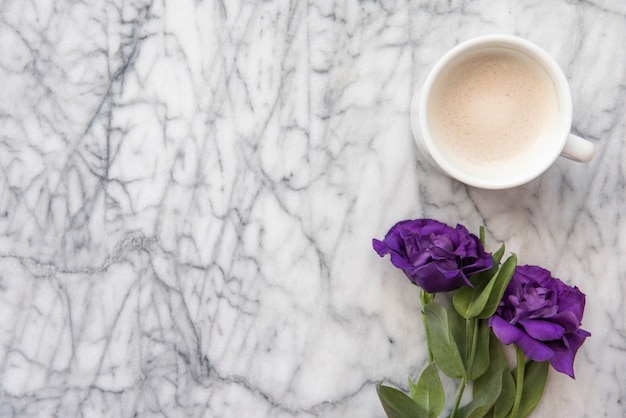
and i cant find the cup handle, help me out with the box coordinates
[561,134,595,163]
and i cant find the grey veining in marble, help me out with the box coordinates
[0,0,625,417]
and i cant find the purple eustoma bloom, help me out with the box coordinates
[372,219,492,294]
[489,265,590,378]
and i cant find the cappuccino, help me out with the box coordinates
[428,49,558,169]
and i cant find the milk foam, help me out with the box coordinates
[428,49,558,169]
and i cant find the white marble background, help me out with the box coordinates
[0,0,624,417]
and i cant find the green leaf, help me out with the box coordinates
[423,303,466,379]
[409,363,445,418]
[517,361,549,418]
[377,383,429,418]
[488,336,515,418]
[467,244,506,288]
[478,243,506,283]
[491,366,515,418]
[453,276,495,320]
[491,244,505,268]
[453,246,508,320]
[477,334,514,418]
[477,254,517,319]
[456,368,504,418]
[448,303,467,367]
[468,319,491,380]
[408,380,418,404]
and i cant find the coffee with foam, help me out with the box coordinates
[427,48,559,171]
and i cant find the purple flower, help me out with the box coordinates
[372,219,493,293]
[489,265,591,378]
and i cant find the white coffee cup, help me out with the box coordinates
[410,35,595,189]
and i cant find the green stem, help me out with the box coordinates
[420,290,434,362]
[509,347,526,418]
[467,318,479,376]
[421,312,433,363]
[451,317,478,418]
[465,318,472,362]
[450,376,467,418]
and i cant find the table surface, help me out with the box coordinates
[1,1,624,417]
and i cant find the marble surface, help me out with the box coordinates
[0,0,624,417]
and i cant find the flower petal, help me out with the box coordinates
[549,310,582,334]
[372,239,390,257]
[555,285,587,321]
[388,251,415,271]
[546,328,591,379]
[519,319,565,341]
[411,263,462,293]
[490,316,554,362]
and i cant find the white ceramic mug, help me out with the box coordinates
[410,35,595,189]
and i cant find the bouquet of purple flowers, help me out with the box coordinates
[373,219,590,418]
